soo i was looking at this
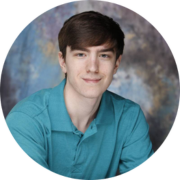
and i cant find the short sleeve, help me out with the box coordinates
[119,105,154,174]
[6,112,49,169]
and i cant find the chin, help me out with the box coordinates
[80,89,103,99]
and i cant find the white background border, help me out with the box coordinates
[0,0,180,179]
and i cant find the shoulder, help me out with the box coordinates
[106,90,143,126]
[106,90,140,111]
[106,90,149,138]
[7,88,52,118]
[6,88,53,136]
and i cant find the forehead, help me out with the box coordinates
[67,43,115,53]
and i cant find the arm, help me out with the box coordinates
[119,105,154,174]
[6,112,49,169]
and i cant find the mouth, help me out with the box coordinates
[82,78,101,83]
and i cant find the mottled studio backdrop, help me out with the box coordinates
[1,0,179,152]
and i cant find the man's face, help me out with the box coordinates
[59,44,121,99]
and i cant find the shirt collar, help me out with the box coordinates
[48,78,118,132]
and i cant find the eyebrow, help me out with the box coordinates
[71,47,115,53]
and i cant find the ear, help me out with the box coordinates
[58,52,67,73]
[113,55,122,74]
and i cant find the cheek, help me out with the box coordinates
[67,61,85,76]
[100,63,115,75]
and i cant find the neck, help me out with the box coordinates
[64,81,102,133]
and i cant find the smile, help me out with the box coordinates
[82,78,101,83]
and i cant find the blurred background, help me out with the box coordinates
[0,0,179,152]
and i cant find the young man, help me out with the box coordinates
[6,11,153,179]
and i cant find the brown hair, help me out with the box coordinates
[58,11,125,78]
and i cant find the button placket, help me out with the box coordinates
[71,136,84,174]
[78,121,97,147]
[71,125,83,171]
[70,120,97,175]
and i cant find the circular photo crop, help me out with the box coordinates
[1,1,179,179]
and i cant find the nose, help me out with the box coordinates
[86,55,99,73]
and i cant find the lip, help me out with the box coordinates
[82,78,101,83]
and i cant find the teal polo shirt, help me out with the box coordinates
[6,79,154,179]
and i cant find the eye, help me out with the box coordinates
[100,54,110,58]
[76,53,86,57]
